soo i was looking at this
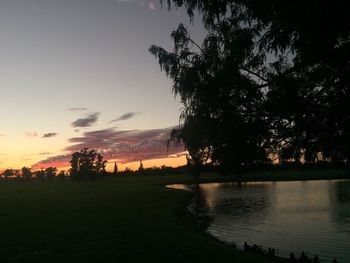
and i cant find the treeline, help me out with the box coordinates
[2,158,347,181]
[1,167,66,180]
[0,164,188,181]
[0,148,189,181]
[2,147,347,181]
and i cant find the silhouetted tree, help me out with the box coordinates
[69,148,107,181]
[57,170,66,180]
[45,167,57,181]
[113,162,118,176]
[35,170,46,180]
[151,22,270,172]
[138,159,144,170]
[2,169,15,178]
[151,0,350,169]
[21,167,32,179]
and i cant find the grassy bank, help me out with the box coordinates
[0,170,348,262]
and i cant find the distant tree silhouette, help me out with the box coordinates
[35,170,46,180]
[45,167,57,181]
[138,159,144,171]
[69,148,107,181]
[151,0,350,170]
[57,170,66,180]
[113,162,118,175]
[21,167,32,179]
[2,169,15,178]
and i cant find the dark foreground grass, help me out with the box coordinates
[0,170,348,263]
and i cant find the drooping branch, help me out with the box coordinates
[241,68,269,83]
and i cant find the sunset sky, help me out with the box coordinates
[0,0,204,171]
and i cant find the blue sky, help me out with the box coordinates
[0,0,204,170]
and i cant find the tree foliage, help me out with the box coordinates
[35,170,46,180]
[69,148,107,181]
[2,169,15,178]
[151,0,350,169]
[45,167,57,180]
[21,167,32,179]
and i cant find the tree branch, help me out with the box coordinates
[241,68,269,83]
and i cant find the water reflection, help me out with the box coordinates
[329,181,350,236]
[171,180,350,262]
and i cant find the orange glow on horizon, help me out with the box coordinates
[25,155,187,173]
[106,155,187,172]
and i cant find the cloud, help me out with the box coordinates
[25,132,38,137]
[167,152,188,158]
[64,126,184,162]
[42,133,58,138]
[38,152,52,155]
[67,107,87,111]
[32,126,185,169]
[108,112,139,123]
[32,154,71,170]
[148,0,156,11]
[71,113,99,128]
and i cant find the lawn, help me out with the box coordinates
[0,170,348,262]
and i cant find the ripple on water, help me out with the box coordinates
[188,180,350,262]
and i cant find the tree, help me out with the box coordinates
[21,167,32,179]
[113,162,118,176]
[150,22,270,171]
[151,0,350,169]
[138,160,144,171]
[2,169,15,178]
[69,148,107,181]
[57,170,66,180]
[35,170,46,180]
[45,167,57,181]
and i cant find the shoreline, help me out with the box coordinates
[169,182,289,263]
[168,171,350,263]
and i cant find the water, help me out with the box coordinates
[169,180,350,262]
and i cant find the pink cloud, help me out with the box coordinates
[148,0,156,11]
[32,126,185,169]
[25,132,38,137]
[31,154,71,170]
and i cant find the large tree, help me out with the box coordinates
[69,148,107,181]
[151,0,349,168]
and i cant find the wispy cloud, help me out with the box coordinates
[167,152,188,158]
[32,154,71,170]
[71,113,99,128]
[25,132,38,138]
[108,112,139,123]
[148,0,156,11]
[42,132,58,138]
[64,126,184,162]
[67,107,87,111]
[38,152,52,155]
[32,126,184,169]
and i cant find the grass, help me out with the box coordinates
[0,169,348,262]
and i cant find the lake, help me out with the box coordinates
[169,180,350,262]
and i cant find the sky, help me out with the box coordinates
[0,0,204,171]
